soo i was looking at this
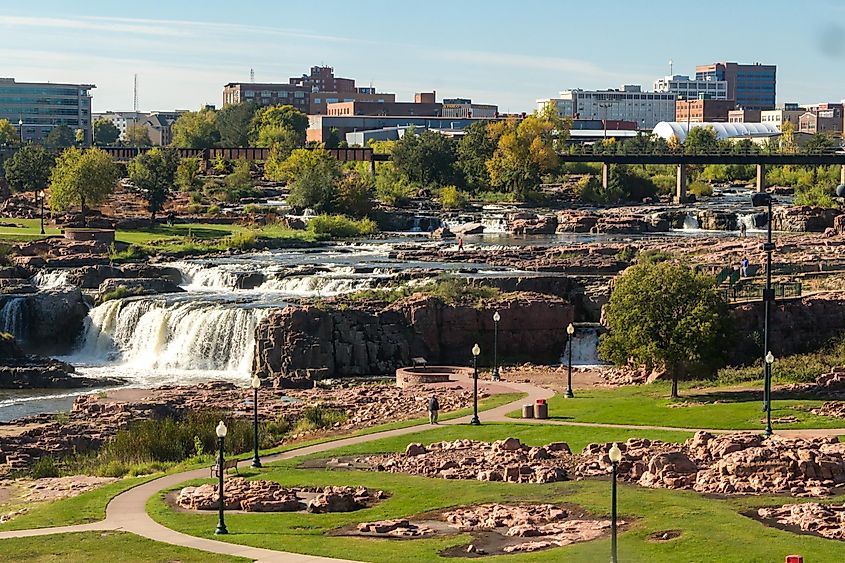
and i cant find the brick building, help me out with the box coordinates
[327,100,442,117]
[675,98,736,123]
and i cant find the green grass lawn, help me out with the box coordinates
[518,382,845,431]
[147,422,845,563]
[0,531,245,562]
[0,217,61,241]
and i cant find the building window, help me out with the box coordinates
[314,98,321,104]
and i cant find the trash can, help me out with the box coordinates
[534,399,548,419]
[522,404,534,418]
[785,556,803,563]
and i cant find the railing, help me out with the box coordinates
[721,280,803,303]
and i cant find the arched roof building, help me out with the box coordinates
[652,122,781,143]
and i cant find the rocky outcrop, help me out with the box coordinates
[773,206,839,233]
[97,277,184,298]
[834,214,845,236]
[696,210,737,231]
[757,502,845,540]
[254,293,574,384]
[62,264,182,289]
[0,288,88,352]
[511,215,557,235]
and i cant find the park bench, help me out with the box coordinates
[412,357,428,369]
[210,458,239,478]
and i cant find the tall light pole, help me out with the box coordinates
[38,190,45,235]
[17,118,23,144]
[214,420,228,535]
[764,352,774,436]
[492,311,500,382]
[250,374,262,468]
[565,323,575,398]
[752,193,775,418]
[608,442,622,563]
[470,343,481,425]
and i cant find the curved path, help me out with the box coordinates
[1,377,844,562]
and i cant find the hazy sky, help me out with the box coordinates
[1,0,844,113]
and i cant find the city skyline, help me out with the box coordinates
[1,0,844,113]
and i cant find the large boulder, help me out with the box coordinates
[772,206,839,233]
[21,288,89,352]
[97,277,184,299]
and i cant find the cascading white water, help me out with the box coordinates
[481,214,509,234]
[682,213,700,231]
[0,297,27,341]
[257,274,375,296]
[561,327,603,366]
[173,262,245,290]
[31,270,71,289]
[738,213,760,232]
[74,297,268,375]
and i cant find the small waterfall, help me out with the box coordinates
[32,270,71,289]
[74,297,269,374]
[682,213,700,231]
[0,297,27,341]
[258,274,374,296]
[738,213,763,232]
[481,213,509,234]
[173,262,245,290]
[561,326,603,366]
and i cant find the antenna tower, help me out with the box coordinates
[669,59,673,76]
[133,74,138,112]
[250,68,255,83]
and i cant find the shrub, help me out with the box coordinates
[688,180,713,197]
[226,230,259,250]
[0,243,12,267]
[374,168,415,206]
[426,277,499,305]
[30,456,59,478]
[439,185,466,210]
[651,174,676,195]
[187,203,205,215]
[292,405,348,433]
[243,204,278,215]
[97,285,139,305]
[636,249,674,264]
[206,204,220,216]
[108,243,147,263]
[307,214,377,238]
[615,246,637,262]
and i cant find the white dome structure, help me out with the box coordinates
[652,122,781,143]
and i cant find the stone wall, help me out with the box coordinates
[254,292,575,387]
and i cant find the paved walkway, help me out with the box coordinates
[1,377,844,562]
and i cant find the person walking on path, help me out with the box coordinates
[428,394,440,424]
[457,237,464,253]
[739,222,747,238]
[741,256,749,277]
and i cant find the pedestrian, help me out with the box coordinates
[428,394,440,424]
[166,210,176,227]
[739,222,747,238]
[457,237,464,253]
[741,256,749,277]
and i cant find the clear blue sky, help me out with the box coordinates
[1,0,843,113]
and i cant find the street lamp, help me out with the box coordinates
[752,193,775,418]
[764,352,775,436]
[492,311,500,382]
[250,374,262,468]
[608,442,622,563]
[565,323,575,398]
[38,190,45,235]
[470,343,481,425]
[17,118,23,144]
[214,420,228,535]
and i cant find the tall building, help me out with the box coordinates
[222,83,310,112]
[695,62,776,110]
[538,85,676,129]
[675,98,736,123]
[289,66,355,93]
[0,77,94,144]
[653,75,728,100]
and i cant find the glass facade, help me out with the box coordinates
[0,79,93,143]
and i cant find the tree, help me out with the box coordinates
[779,120,797,154]
[3,144,54,195]
[125,124,152,147]
[49,147,118,225]
[93,118,120,146]
[486,114,562,197]
[127,148,179,222]
[217,101,256,147]
[45,125,75,150]
[599,261,731,398]
[170,107,219,148]
[249,104,307,148]
[0,119,19,146]
[456,121,496,191]
[334,171,373,217]
[392,129,459,187]
[804,133,836,154]
[324,127,342,149]
[256,125,301,156]
[266,148,341,212]
[175,157,202,192]
[683,126,719,154]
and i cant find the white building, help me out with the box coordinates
[92,111,148,140]
[441,98,498,119]
[537,85,676,129]
[760,108,805,131]
[653,75,728,100]
[652,121,780,143]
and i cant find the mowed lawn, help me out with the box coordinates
[526,382,845,430]
[147,422,845,563]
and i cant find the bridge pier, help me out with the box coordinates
[841,164,845,186]
[675,164,687,204]
[756,164,766,193]
[601,163,609,190]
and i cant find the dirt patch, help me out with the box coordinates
[647,529,681,542]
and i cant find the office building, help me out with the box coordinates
[538,85,676,129]
[653,75,728,100]
[326,100,442,117]
[222,83,310,112]
[695,62,776,110]
[0,77,94,144]
[727,108,761,123]
[93,111,148,140]
[675,98,736,123]
[760,105,804,130]
[441,98,498,118]
[798,104,843,135]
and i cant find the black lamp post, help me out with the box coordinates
[565,323,575,398]
[214,420,228,535]
[470,343,481,425]
[250,375,262,468]
[38,190,45,236]
[492,311,500,382]
[764,352,774,436]
[752,193,775,417]
[17,118,23,144]
[608,442,622,563]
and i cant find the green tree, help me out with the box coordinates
[334,171,373,217]
[266,148,341,212]
[779,120,797,154]
[249,105,308,148]
[486,114,561,197]
[324,127,342,149]
[3,144,54,195]
[92,118,120,146]
[170,107,219,148]
[127,148,179,222]
[456,121,496,191]
[803,133,836,154]
[683,126,720,154]
[217,101,257,147]
[599,261,731,398]
[256,125,302,156]
[49,147,118,225]
[175,157,202,192]
[0,119,19,146]
[392,129,459,187]
[125,124,152,147]
[45,125,75,150]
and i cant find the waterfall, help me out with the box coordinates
[0,297,27,341]
[258,273,375,296]
[74,297,269,375]
[561,326,603,366]
[738,213,762,232]
[31,270,71,289]
[173,262,245,290]
[481,214,509,234]
[682,213,700,231]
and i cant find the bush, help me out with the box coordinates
[108,243,147,263]
[688,180,713,197]
[30,456,59,478]
[794,184,838,208]
[292,405,348,433]
[636,249,674,264]
[615,246,637,262]
[0,243,12,267]
[307,214,377,238]
[374,169,415,206]
[243,204,278,215]
[651,174,676,195]
[206,204,220,216]
[426,277,499,305]
[439,185,466,210]
[97,285,139,304]
[226,230,259,250]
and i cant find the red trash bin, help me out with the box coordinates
[785,556,803,563]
